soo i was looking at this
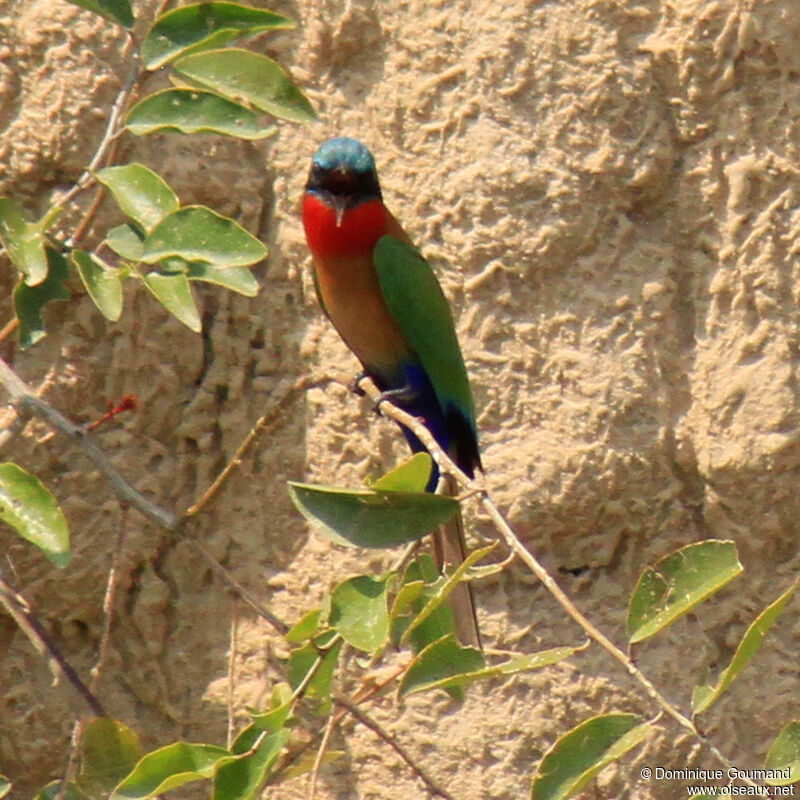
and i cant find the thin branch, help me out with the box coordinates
[58,35,141,220]
[334,695,457,800]
[0,355,176,529]
[228,598,239,749]
[346,375,747,779]
[90,505,128,691]
[184,373,329,517]
[191,538,289,635]
[308,712,336,800]
[0,574,105,716]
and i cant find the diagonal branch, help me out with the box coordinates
[343,374,747,780]
[0,574,105,716]
[0,356,176,529]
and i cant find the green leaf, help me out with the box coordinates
[143,271,201,332]
[287,638,342,703]
[249,683,294,732]
[187,262,259,296]
[174,48,315,123]
[64,0,133,27]
[96,164,179,232]
[287,482,459,549]
[0,776,10,799]
[692,580,797,715]
[627,540,743,644]
[401,543,496,646]
[370,453,432,493]
[0,463,70,567]
[142,2,295,70]
[398,634,483,698]
[125,89,277,140]
[78,718,142,796]
[530,714,652,800]
[401,643,581,697]
[213,727,289,800]
[388,579,425,639]
[330,575,390,653]
[72,250,124,321]
[395,555,457,653]
[105,223,144,261]
[13,246,70,348]
[285,609,321,644]
[111,742,238,798]
[33,782,89,800]
[0,198,61,286]
[764,721,800,786]
[141,206,266,268]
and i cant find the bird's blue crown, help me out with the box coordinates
[312,137,376,174]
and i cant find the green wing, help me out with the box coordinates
[373,235,475,427]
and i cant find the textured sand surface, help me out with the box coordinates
[2,0,800,797]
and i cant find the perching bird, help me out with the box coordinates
[302,137,482,649]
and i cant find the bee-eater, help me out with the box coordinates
[302,137,481,648]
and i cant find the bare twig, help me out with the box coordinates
[0,575,105,716]
[308,712,336,800]
[335,695,456,800]
[228,599,239,749]
[58,35,141,220]
[184,373,330,517]
[191,538,288,635]
[90,505,128,691]
[346,375,747,779]
[0,355,176,529]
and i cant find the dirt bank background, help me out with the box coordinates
[2,0,799,797]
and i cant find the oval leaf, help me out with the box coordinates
[125,89,276,140]
[692,580,797,715]
[401,640,580,697]
[144,272,201,332]
[142,1,294,69]
[285,609,321,644]
[33,782,89,800]
[287,639,342,704]
[13,247,70,348]
[0,198,53,286]
[72,251,124,321]
[394,555,458,655]
[112,742,237,798]
[64,0,133,27]
[0,776,10,799]
[764,721,800,786]
[627,540,743,644]
[78,718,142,796]
[531,714,652,800]
[174,48,315,123]
[0,463,70,567]
[105,224,144,261]
[96,164,179,232]
[399,634,483,698]
[401,543,496,646]
[249,683,294,732]
[213,727,289,800]
[330,575,389,653]
[370,453,432,493]
[141,206,266,268]
[187,262,259,296]
[287,482,459,549]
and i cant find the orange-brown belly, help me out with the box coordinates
[314,251,412,378]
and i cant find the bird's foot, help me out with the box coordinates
[349,371,369,396]
[373,385,417,415]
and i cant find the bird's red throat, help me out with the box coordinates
[302,194,387,259]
